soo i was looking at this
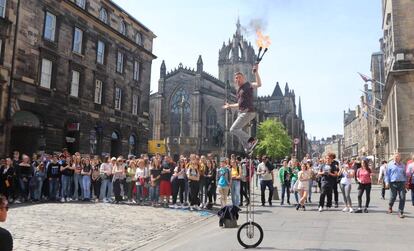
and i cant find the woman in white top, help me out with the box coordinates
[135,159,146,204]
[339,162,354,212]
[297,163,312,210]
[112,157,125,203]
[172,159,187,208]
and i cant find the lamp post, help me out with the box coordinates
[224,80,229,157]
[179,95,185,138]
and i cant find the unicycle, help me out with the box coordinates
[237,156,263,248]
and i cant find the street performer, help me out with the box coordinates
[222,64,262,154]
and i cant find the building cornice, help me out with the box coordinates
[62,0,156,59]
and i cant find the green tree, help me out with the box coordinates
[254,119,291,159]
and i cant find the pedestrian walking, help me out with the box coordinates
[339,161,354,213]
[377,160,388,200]
[385,152,407,218]
[318,153,338,212]
[297,163,311,210]
[257,156,274,206]
[290,160,300,205]
[279,160,291,205]
[406,154,414,206]
[355,159,372,213]
[306,159,315,203]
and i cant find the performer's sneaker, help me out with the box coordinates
[246,138,258,153]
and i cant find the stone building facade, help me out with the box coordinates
[370,52,387,162]
[380,0,414,160]
[0,0,155,157]
[150,21,307,159]
[343,85,374,160]
[322,135,343,160]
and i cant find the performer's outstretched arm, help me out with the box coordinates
[251,64,262,89]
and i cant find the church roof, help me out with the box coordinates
[271,82,283,97]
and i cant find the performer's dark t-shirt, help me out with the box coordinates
[237,82,254,112]
[0,227,13,251]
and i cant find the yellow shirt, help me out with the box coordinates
[231,166,239,178]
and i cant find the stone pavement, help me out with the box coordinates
[145,185,414,251]
[2,202,214,251]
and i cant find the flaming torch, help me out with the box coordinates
[254,30,271,72]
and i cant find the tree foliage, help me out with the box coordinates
[254,119,291,159]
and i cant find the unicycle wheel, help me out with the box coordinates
[237,221,263,248]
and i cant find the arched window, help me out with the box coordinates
[206,107,217,145]
[111,131,119,140]
[129,134,136,155]
[110,131,121,157]
[99,8,108,23]
[119,20,126,35]
[170,88,190,136]
[135,32,142,45]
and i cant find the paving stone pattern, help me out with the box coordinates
[3,203,212,251]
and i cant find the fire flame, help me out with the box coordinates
[256,30,271,48]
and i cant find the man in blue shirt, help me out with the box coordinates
[385,152,407,218]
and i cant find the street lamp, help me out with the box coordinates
[179,95,185,138]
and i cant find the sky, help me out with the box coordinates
[113,0,383,140]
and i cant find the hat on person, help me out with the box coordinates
[111,157,116,161]
[220,157,227,162]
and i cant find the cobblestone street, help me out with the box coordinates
[3,202,213,250]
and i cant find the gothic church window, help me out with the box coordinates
[170,88,190,136]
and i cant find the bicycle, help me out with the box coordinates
[237,156,263,248]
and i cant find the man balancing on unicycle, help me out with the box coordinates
[222,64,262,154]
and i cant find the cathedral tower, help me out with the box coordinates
[218,18,256,84]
